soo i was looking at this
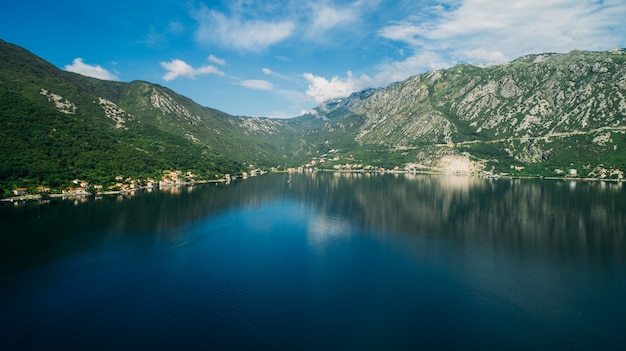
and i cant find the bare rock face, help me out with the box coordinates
[314,49,626,169]
[40,89,76,115]
[150,89,201,126]
[98,97,132,128]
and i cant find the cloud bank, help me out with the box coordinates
[379,0,626,65]
[194,6,295,52]
[305,0,626,104]
[305,2,361,40]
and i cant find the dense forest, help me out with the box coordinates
[0,40,241,196]
[0,88,240,194]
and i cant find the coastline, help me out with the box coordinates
[1,179,230,203]
[2,172,622,203]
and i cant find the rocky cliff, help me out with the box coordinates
[287,49,626,174]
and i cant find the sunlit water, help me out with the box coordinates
[1,173,625,350]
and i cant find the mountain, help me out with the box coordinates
[0,39,282,195]
[277,48,626,175]
[2,39,626,195]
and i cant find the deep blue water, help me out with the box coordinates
[1,173,625,350]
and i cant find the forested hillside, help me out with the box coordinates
[0,40,241,195]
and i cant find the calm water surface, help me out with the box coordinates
[1,173,625,350]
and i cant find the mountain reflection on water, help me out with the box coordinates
[2,173,625,273]
[294,172,626,262]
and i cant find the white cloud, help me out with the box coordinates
[240,79,274,91]
[303,71,373,103]
[302,1,382,43]
[377,22,424,46]
[461,49,508,63]
[194,7,295,51]
[380,0,626,65]
[365,0,626,92]
[307,3,359,36]
[302,52,452,103]
[373,51,450,86]
[301,51,450,104]
[262,67,291,80]
[160,59,224,81]
[64,58,119,81]
[208,55,226,66]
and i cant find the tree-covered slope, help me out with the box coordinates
[0,40,241,195]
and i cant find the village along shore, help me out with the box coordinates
[3,165,623,205]
[1,170,266,204]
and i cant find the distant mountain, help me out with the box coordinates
[276,48,626,175]
[2,39,626,195]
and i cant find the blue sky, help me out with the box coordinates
[2,0,626,118]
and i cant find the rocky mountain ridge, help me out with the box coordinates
[281,48,626,174]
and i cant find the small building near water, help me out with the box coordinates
[13,188,28,196]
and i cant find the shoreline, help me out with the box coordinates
[2,172,622,203]
[314,168,625,182]
[1,179,230,203]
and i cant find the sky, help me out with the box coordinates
[2,0,626,118]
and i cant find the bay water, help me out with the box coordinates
[1,173,625,350]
